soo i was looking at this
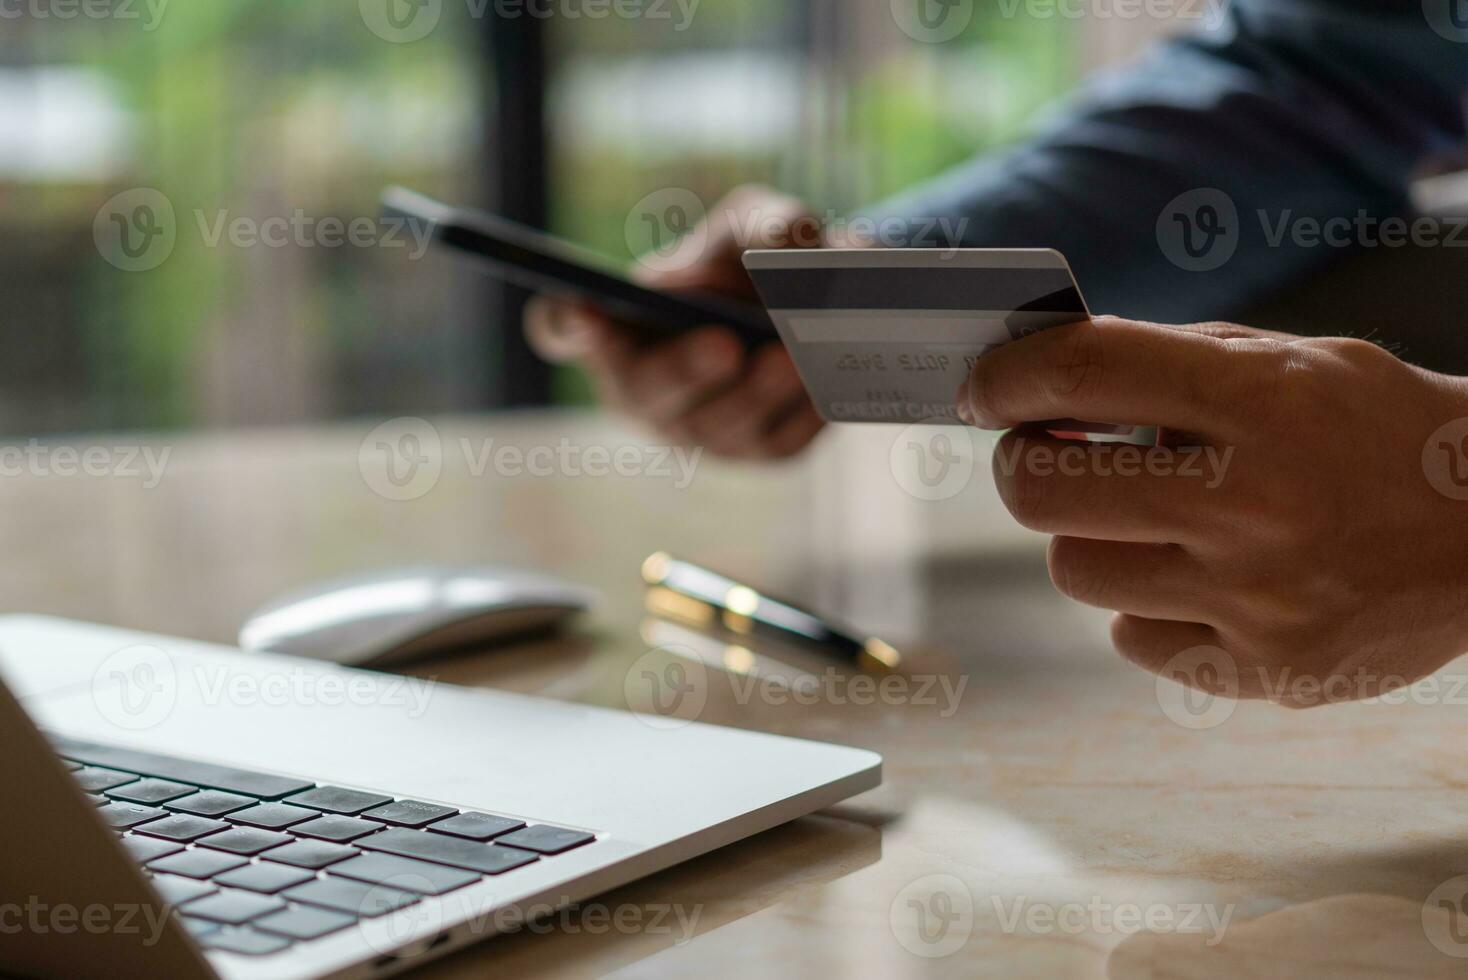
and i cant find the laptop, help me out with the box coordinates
[0,616,881,979]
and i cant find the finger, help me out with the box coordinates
[524,297,610,364]
[1110,614,1225,683]
[690,392,813,460]
[706,186,821,252]
[674,346,807,454]
[1170,320,1298,343]
[1112,616,1282,702]
[963,316,1254,436]
[618,327,745,423]
[1047,537,1212,622]
[990,429,1225,544]
[759,401,826,459]
[637,186,820,292]
[575,318,640,407]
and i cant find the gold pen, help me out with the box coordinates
[640,552,902,673]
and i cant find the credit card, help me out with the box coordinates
[742,248,1094,427]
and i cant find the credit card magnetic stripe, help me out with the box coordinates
[748,268,1086,315]
[783,310,1078,345]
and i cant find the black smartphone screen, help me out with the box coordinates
[381,187,777,347]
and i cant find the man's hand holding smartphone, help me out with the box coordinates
[522,186,827,459]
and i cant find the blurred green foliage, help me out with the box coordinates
[14,0,1076,427]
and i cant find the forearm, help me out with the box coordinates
[863,0,1468,323]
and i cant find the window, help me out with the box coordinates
[4,0,1093,435]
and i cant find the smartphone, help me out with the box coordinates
[381,187,777,347]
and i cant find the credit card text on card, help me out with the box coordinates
[743,249,1092,427]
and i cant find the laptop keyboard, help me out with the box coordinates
[51,736,598,958]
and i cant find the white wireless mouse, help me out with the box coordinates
[238,566,596,667]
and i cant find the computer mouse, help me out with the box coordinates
[237,566,596,668]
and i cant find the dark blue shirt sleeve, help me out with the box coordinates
[860,0,1468,323]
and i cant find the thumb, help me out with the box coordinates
[636,186,821,292]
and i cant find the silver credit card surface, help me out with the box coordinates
[743,249,1089,427]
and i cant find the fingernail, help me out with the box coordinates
[955,383,975,425]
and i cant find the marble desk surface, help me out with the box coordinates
[6,412,1467,979]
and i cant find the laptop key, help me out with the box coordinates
[197,827,294,856]
[148,874,217,905]
[87,794,109,807]
[254,906,356,941]
[136,814,232,842]
[213,863,316,894]
[181,890,287,926]
[361,800,458,828]
[179,917,220,939]
[358,828,538,875]
[284,877,419,918]
[429,813,525,841]
[198,926,292,957]
[166,790,258,817]
[495,825,596,855]
[285,786,393,815]
[74,767,140,793]
[292,815,385,843]
[99,802,168,830]
[146,849,248,880]
[228,802,318,830]
[106,778,197,805]
[123,835,184,863]
[48,737,314,800]
[262,840,360,870]
[329,853,480,895]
